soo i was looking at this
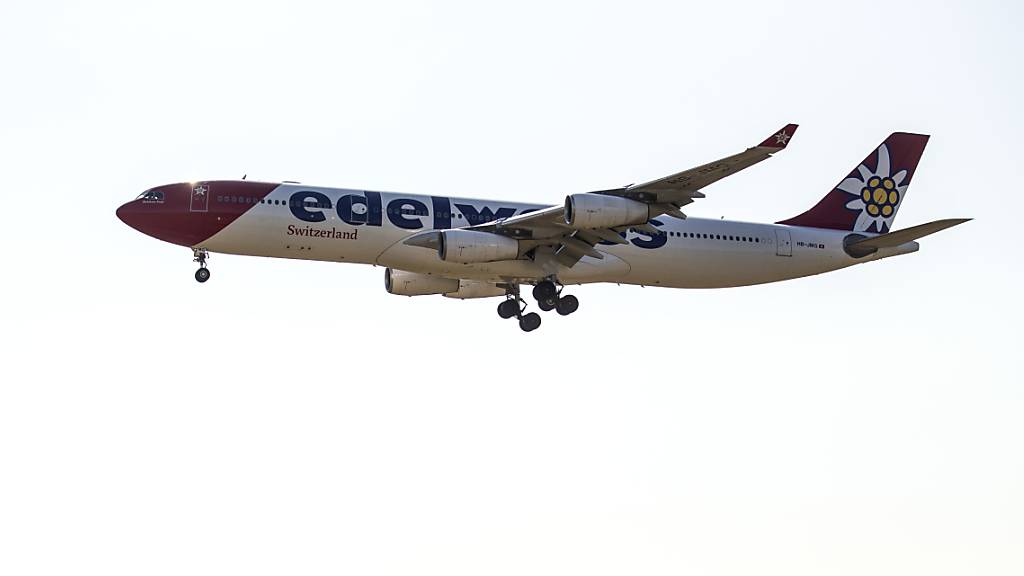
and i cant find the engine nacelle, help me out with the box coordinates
[438,230,519,263]
[564,193,650,229]
[443,280,507,299]
[384,268,460,296]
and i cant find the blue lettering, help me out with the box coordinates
[289,190,332,223]
[337,193,368,226]
[454,203,517,226]
[631,219,667,249]
[365,191,383,227]
[387,198,429,230]
[431,196,451,230]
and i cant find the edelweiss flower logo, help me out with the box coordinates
[837,143,906,232]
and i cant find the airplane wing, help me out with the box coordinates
[623,123,798,205]
[405,123,798,268]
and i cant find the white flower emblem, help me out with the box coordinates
[837,144,906,233]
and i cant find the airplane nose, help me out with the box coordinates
[119,181,278,247]
[116,201,141,230]
[116,186,216,247]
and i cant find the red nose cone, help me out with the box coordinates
[115,189,199,246]
[117,181,281,247]
[116,183,211,246]
[116,201,141,231]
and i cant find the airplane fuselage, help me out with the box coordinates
[121,181,915,291]
[116,125,966,332]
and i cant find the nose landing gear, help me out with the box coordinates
[193,248,210,283]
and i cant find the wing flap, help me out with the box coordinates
[561,235,604,259]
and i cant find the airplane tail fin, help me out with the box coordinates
[778,132,930,233]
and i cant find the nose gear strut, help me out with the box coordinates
[193,248,210,283]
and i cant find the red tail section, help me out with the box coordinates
[778,132,929,233]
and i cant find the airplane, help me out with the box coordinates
[116,124,969,332]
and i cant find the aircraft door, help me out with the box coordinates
[775,228,792,257]
[190,183,209,213]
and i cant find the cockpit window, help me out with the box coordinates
[138,190,165,203]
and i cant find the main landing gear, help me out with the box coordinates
[193,248,210,283]
[497,285,541,332]
[532,280,579,316]
[496,279,580,332]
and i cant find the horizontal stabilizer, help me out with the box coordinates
[845,218,970,257]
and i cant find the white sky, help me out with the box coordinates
[1,1,1021,574]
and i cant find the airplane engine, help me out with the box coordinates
[438,230,519,263]
[443,280,507,299]
[564,193,650,229]
[384,268,460,296]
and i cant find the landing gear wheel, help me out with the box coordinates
[192,248,210,283]
[497,299,519,319]
[532,281,557,302]
[555,294,578,316]
[538,297,557,312]
[519,312,541,332]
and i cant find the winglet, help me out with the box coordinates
[758,123,799,149]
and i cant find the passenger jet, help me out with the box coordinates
[116,125,968,331]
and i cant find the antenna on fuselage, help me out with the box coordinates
[242,174,247,180]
